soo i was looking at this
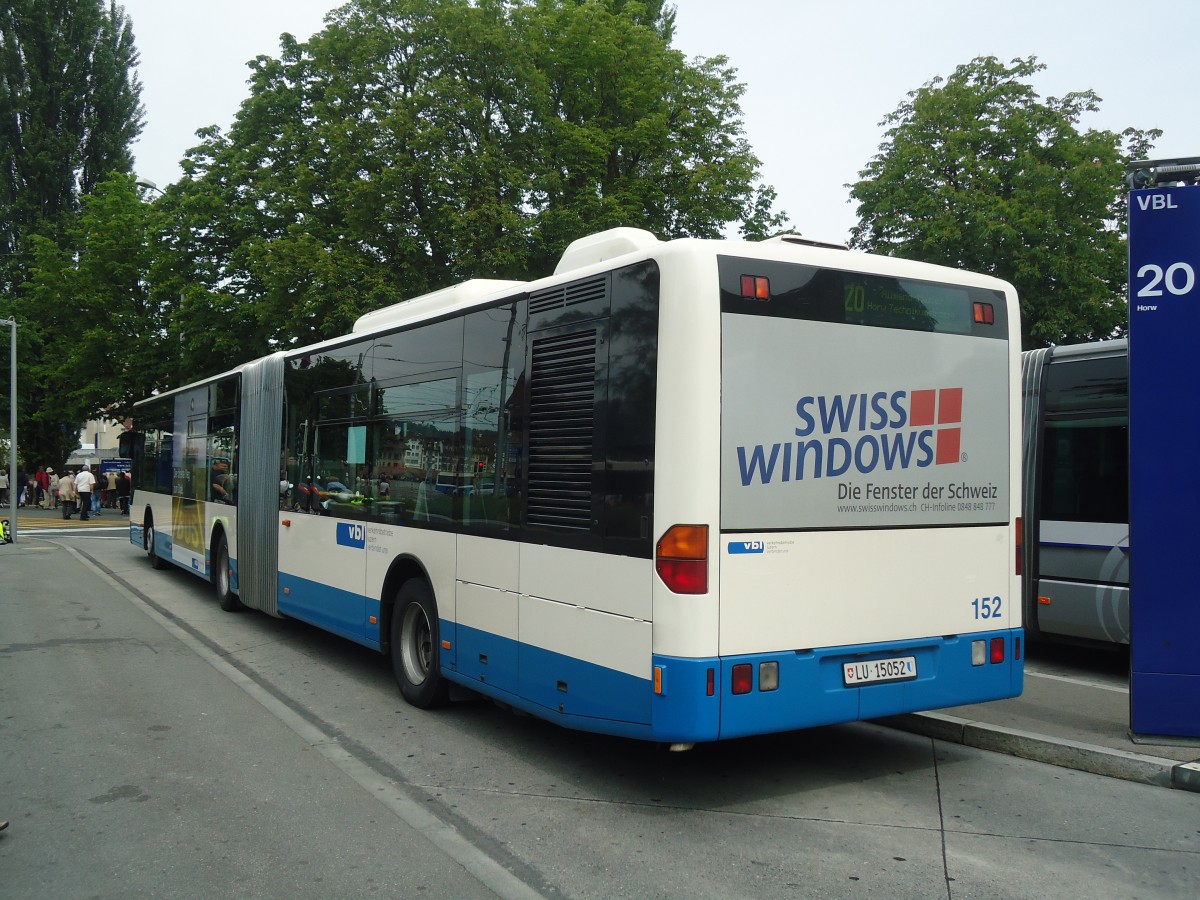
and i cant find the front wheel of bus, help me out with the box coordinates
[145,513,165,570]
[391,579,449,709]
[214,533,242,612]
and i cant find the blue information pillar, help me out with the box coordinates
[1128,181,1200,738]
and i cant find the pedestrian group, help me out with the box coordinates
[0,465,131,517]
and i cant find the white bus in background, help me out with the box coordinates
[1021,339,1129,646]
[125,227,1024,745]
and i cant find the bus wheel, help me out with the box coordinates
[214,532,242,612]
[145,513,165,570]
[390,579,449,709]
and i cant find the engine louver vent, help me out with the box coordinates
[527,330,597,531]
[529,276,607,317]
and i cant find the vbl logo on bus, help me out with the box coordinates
[336,522,366,549]
[737,387,964,485]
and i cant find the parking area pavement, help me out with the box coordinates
[5,502,1198,791]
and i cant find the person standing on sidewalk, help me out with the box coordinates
[117,470,131,515]
[104,468,118,508]
[58,469,77,519]
[74,465,96,521]
[0,469,8,507]
[35,466,50,508]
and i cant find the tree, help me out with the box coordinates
[166,0,785,371]
[0,0,144,466]
[24,174,176,462]
[848,56,1159,348]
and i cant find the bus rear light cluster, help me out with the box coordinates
[731,661,779,695]
[971,638,1007,666]
[655,525,708,594]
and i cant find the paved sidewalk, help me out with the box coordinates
[884,695,1200,793]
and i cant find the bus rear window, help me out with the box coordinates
[718,256,1007,339]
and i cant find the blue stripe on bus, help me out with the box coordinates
[277,573,382,651]
[445,627,1022,743]
[262,570,1024,744]
[132,525,243,594]
[137,528,185,572]
[705,630,1023,741]
[450,621,652,725]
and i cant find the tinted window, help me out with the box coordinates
[719,256,1007,338]
[1040,420,1128,523]
[462,300,526,532]
[1044,355,1127,415]
[603,261,658,551]
[1039,353,1128,524]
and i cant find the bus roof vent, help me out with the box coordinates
[554,227,660,275]
[764,233,849,251]
[352,279,525,333]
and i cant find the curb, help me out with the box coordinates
[878,712,1200,792]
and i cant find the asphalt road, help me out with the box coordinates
[2,529,1198,899]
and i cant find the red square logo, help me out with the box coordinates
[936,427,961,465]
[938,387,963,424]
[910,390,936,427]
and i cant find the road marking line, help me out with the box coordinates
[1026,667,1129,694]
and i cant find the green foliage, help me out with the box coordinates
[25,174,175,427]
[0,0,144,467]
[165,0,783,368]
[848,56,1159,348]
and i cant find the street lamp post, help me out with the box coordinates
[135,178,165,198]
[2,316,16,542]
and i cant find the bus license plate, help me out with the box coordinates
[843,656,917,687]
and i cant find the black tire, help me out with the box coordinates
[214,532,242,611]
[145,513,165,569]
[390,579,449,709]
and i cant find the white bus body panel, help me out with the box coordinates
[719,526,1012,655]
[651,241,1021,660]
[649,248,724,658]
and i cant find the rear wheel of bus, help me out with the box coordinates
[213,531,242,612]
[391,578,449,709]
[144,511,165,569]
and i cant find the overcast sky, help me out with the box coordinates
[119,0,1200,243]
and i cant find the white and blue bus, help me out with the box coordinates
[1021,339,1129,646]
[126,228,1023,745]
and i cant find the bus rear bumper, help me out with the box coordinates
[652,629,1024,743]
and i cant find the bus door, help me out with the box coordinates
[279,381,371,640]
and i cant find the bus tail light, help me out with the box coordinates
[655,525,708,594]
[731,664,753,694]
[990,637,1006,664]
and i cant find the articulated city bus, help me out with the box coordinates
[126,227,1023,745]
[1021,339,1129,646]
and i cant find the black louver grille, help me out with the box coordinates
[527,331,596,530]
[529,276,607,317]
